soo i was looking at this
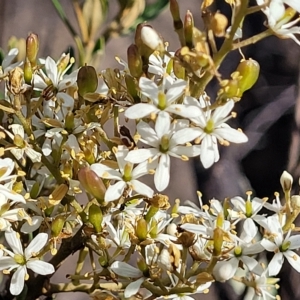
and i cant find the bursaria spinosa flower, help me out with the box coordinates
[125,111,200,191]
[91,145,154,201]
[188,99,248,168]
[125,76,201,120]
[257,0,300,45]
[0,231,54,295]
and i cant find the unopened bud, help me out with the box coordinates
[213,227,223,256]
[88,204,103,233]
[65,111,75,132]
[26,33,39,66]
[236,59,260,97]
[136,218,148,241]
[280,170,293,192]
[137,257,149,274]
[291,195,300,209]
[24,58,33,84]
[127,44,143,78]
[51,215,65,237]
[211,13,228,37]
[77,65,98,97]
[78,167,106,201]
[184,10,194,48]
[140,26,164,51]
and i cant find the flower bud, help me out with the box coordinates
[213,227,223,256]
[170,0,181,24]
[184,10,194,48]
[236,59,260,97]
[77,65,98,97]
[136,218,148,241]
[291,195,300,209]
[280,170,293,192]
[65,111,75,132]
[88,204,103,233]
[26,33,39,66]
[211,13,228,37]
[78,167,106,201]
[137,257,149,275]
[127,44,143,78]
[140,26,164,51]
[24,58,33,84]
[173,49,185,79]
[51,215,65,237]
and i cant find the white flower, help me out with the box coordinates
[0,193,30,231]
[33,55,78,108]
[257,0,300,45]
[91,145,154,201]
[1,124,42,163]
[0,48,22,77]
[246,269,279,300]
[125,77,200,120]
[229,195,267,229]
[110,245,157,298]
[125,111,201,191]
[261,217,300,276]
[0,231,55,295]
[190,99,248,168]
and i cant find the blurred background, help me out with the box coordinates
[1,0,300,299]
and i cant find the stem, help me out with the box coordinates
[232,29,273,50]
[191,0,250,97]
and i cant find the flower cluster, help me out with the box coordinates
[0,0,299,299]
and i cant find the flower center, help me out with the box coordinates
[123,163,133,182]
[234,245,243,257]
[14,254,26,265]
[157,91,167,110]
[280,241,291,252]
[159,134,170,153]
[13,134,26,148]
[204,118,215,134]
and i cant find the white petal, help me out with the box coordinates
[284,251,300,272]
[180,223,207,235]
[261,238,277,252]
[0,257,18,270]
[45,56,58,86]
[125,148,159,164]
[105,181,126,202]
[130,179,154,198]
[139,77,159,101]
[155,111,171,138]
[212,100,234,123]
[214,127,248,143]
[165,80,186,104]
[125,104,158,119]
[170,145,201,158]
[167,104,202,118]
[171,128,201,146]
[5,230,23,255]
[110,261,142,277]
[268,252,284,276]
[25,233,48,258]
[200,136,218,169]
[124,277,144,298]
[154,154,170,191]
[91,164,122,180]
[10,266,26,295]
[27,260,55,275]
